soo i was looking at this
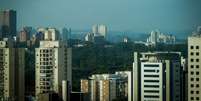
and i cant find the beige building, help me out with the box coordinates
[82,71,131,101]
[0,39,25,101]
[81,80,89,93]
[35,40,72,100]
[19,27,31,42]
[133,52,182,101]
[188,34,201,101]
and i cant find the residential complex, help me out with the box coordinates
[81,71,132,101]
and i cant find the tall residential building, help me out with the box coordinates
[0,10,16,39]
[133,52,183,101]
[44,28,60,41]
[0,39,25,101]
[19,27,32,42]
[81,71,132,101]
[35,40,72,100]
[146,30,175,45]
[62,28,71,41]
[188,33,201,101]
[92,24,107,38]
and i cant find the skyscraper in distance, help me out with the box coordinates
[92,24,107,38]
[0,10,16,39]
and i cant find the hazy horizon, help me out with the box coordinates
[1,0,201,34]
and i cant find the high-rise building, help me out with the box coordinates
[62,28,71,41]
[81,71,131,101]
[35,40,72,100]
[0,10,16,39]
[188,33,201,101]
[0,39,25,101]
[92,24,107,38]
[133,52,183,101]
[19,27,32,42]
[146,30,176,45]
[44,28,60,41]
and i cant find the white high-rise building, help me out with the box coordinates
[188,33,201,101]
[92,24,107,38]
[35,40,72,100]
[146,30,176,45]
[133,52,182,101]
[44,28,60,41]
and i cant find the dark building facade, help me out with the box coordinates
[0,10,16,39]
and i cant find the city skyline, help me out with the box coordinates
[0,0,201,33]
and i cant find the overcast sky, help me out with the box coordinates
[0,0,201,33]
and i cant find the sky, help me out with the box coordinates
[0,0,201,34]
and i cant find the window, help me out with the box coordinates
[191,78,194,81]
[191,65,194,68]
[191,52,194,56]
[191,59,194,62]
[191,72,194,75]
[196,65,199,68]
[196,78,199,81]
[196,59,199,62]
[191,46,194,49]
[196,84,199,88]
[191,91,194,94]
[196,72,199,75]
[191,84,194,87]
[191,97,194,100]
[196,97,199,100]
[196,91,199,94]
[196,46,199,49]
[196,52,199,56]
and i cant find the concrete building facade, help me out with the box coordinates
[35,41,72,100]
[188,34,201,101]
[133,52,183,101]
